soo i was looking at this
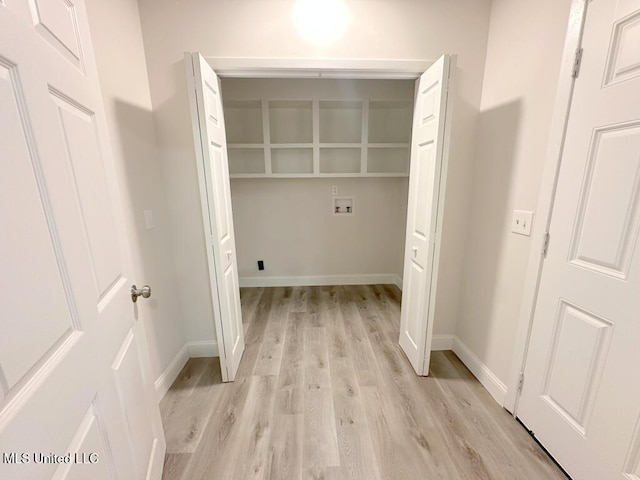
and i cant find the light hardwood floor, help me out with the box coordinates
[160,285,567,480]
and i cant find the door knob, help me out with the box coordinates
[131,284,151,303]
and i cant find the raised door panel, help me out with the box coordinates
[28,0,84,70]
[223,264,241,357]
[404,262,425,350]
[604,10,640,86]
[111,331,156,479]
[624,418,640,480]
[50,90,124,299]
[208,143,231,246]
[412,143,436,242]
[0,59,76,394]
[203,80,220,128]
[541,301,614,435]
[569,122,640,279]
[52,403,116,480]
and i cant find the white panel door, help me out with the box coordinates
[399,55,454,375]
[0,2,165,479]
[518,1,640,479]
[185,53,245,382]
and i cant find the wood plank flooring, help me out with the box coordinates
[160,285,567,480]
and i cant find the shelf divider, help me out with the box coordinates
[262,99,271,175]
[361,100,369,175]
[312,99,320,175]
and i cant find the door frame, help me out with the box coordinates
[184,55,444,379]
[504,0,589,414]
[203,57,432,79]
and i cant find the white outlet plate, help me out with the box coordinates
[332,185,338,195]
[511,210,533,236]
[144,209,154,230]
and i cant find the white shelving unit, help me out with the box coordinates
[225,98,412,178]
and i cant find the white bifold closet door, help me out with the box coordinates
[399,54,455,376]
[185,53,245,382]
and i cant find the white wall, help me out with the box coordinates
[136,0,493,341]
[455,0,573,386]
[223,77,412,283]
[232,178,408,281]
[85,0,186,384]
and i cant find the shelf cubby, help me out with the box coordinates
[319,148,361,174]
[271,148,314,174]
[268,100,313,144]
[319,101,363,144]
[367,147,410,174]
[227,147,266,175]
[368,100,413,144]
[224,100,263,144]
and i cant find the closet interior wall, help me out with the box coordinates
[221,78,413,285]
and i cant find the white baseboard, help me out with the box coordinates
[154,340,219,402]
[431,334,454,351]
[153,344,189,403]
[155,333,504,411]
[186,340,219,357]
[451,336,507,406]
[239,274,403,288]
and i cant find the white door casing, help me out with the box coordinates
[517,1,640,479]
[0,1,165,480]
[185,53,245,382]
[399,55,454,376]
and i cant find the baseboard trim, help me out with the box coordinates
[239,274,403,288]
[154,340,219,402]
[431,334,454,351]
[451,337,507,405]
[155,333,504,409]
[186,340,219,358]
[154,344,189,403]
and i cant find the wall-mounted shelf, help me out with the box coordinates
[224,98,412,178]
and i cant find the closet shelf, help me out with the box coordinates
[224,98,412,178]
[318,143,362,148]
[227,144,265,149]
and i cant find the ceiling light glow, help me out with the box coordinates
[293,0,349,47]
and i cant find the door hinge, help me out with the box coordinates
[542,231,550,258]
[518,372,525,392]
[572,48,583,78]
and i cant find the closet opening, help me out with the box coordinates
[222,76,413,288]
[185,54,454,382]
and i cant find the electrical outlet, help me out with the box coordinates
[332,185,338,195]
[511,210,533,236]
[257,260,264,271]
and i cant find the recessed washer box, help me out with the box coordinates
[333,196,354,216]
